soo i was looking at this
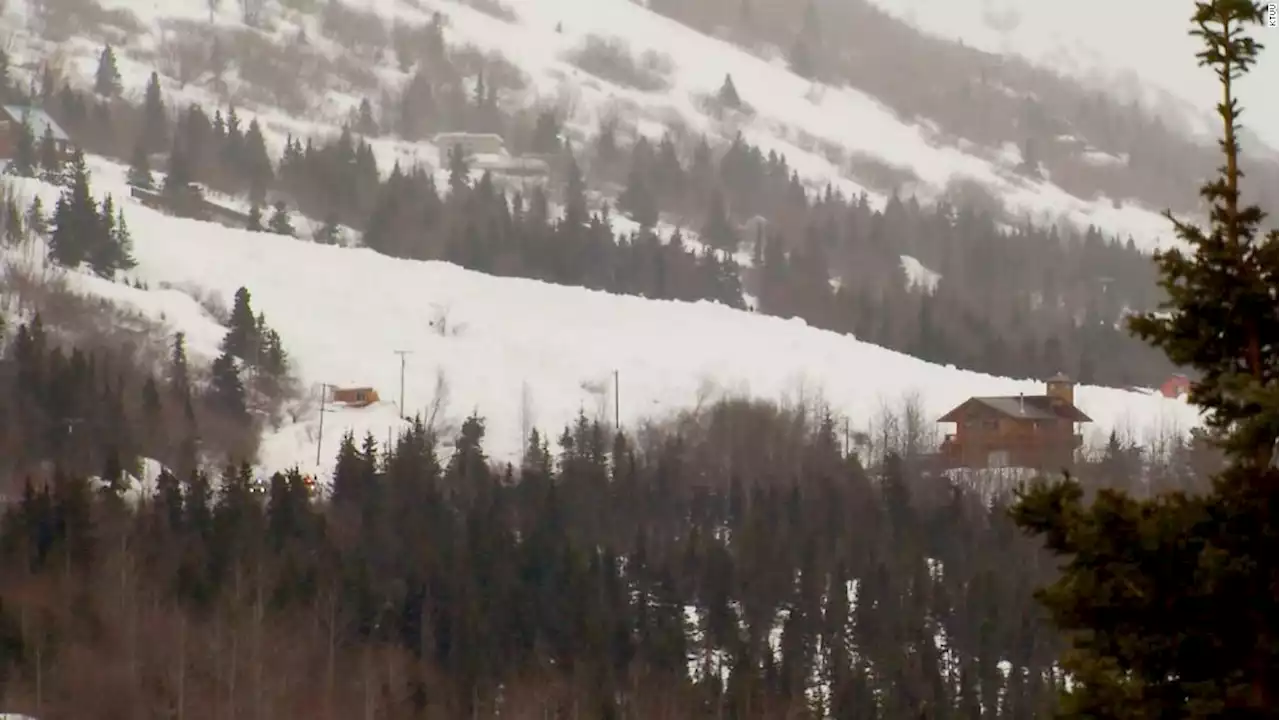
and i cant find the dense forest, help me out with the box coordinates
[0,321,1220,715]
[1,25,1178,389]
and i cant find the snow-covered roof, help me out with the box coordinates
[2,105,70,142]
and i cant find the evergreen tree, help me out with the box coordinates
[1012,3,1278,717]
[162,137,201,213]
[170,332,191,401]
[2,198,22,245]
[93,44,122,98]
[87,195,134,278]
[208,350,248,420]
[315,212,342,245]
[246,201,263,232]
[37,123,61,179]
[717,73,742,109]
[267,201,294,237]
[127,137,154,189]
[355,97,378,136]
[221,287,260,362]
[112,206,136,272]
[701,189,738,252]
[142,71,166,152]
[26,196,46,236]
[530,110,561,154]
[447,144,470,197]
[5,117,35,177]
[241,119,273,203]
[619,165,658,229]
[48,150,98,269]
[0,49,10,101]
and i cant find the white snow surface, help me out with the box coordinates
[4,159,1201,480]
[865,0,1280,152]
[0,0,1202,251]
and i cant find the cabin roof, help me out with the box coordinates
[2,105,70,142]
[937,395,1092,423]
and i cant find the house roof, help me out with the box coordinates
[937,395,1092,423]
[1,105,70,142]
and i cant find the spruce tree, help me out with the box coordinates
[127,137,154,189]
[2,198,22,245]
[701,189,738,252]
[94,44,122,98]
[246,201,263,232]
[48,150,98,269]
[242,119,273,201]
[209,351,248,420]
[315,212,342,245]
[142,71,166,152]
[447,144,470,197]
[0,49,10,101]
[355,97,378,136]
[717,73,742,109]
[91,204,136,278]
[26,196,46,236]
[1011,3,1278,717]
[6,118,35,177]
[170,332,191,401]
[87,195,121,278]
[221,287,259,361]
[37,123,61,180]
[267,201,294,236]
[619,167,657,229]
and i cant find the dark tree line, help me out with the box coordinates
[0,379,1221,717]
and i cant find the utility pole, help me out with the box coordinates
[394,350,412,419]
[316,383,330,466]
[613,369,620,432]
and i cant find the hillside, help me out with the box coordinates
[3,0,1229,247]
[3,157,1200,479]
[856,0,1280,152]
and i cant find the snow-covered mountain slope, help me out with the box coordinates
[0,0,1191,250]
[864,0,1280,152]
[4,159,1199,478]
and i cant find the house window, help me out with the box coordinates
[983,419,998,430]
[987,450,1010,468]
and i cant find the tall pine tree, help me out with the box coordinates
[1012,3,1278,718]
[94,44,122,98]
[48,150,98,269]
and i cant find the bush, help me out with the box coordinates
[565,35,673,93]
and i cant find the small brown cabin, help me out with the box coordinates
[330,386,380,407]
[937,373,1091,470]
